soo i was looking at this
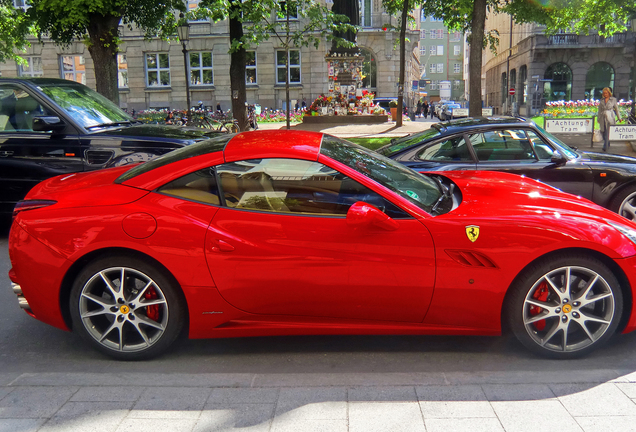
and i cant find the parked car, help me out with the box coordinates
[373,97,398,113]
[439,102,462,121]
[9,130,636,360]
[378,116,636,221]
[0,78,222,215]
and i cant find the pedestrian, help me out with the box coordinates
[164,111,174,125]
[302,98,307,110]
[216,103,222,114]
[598,87,622,152]
[430,102,436,118]
[416,100,422,117]
[423,101,429,118]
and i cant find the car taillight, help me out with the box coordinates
[12,200,57,219]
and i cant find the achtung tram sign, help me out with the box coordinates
[544,118,594,133]
[609,125,636,141]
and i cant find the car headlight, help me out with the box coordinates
[608,221,636,244]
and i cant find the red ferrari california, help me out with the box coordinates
[8,130,636,360]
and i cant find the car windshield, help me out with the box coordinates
[38,83,133,129]
[321,136,443,215]
[534,124,579,159]
[375,127,442,157]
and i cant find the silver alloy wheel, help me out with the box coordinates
[618,191,636,220]
[78,267,169,353]
[522,265,615,352]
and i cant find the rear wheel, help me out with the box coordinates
[611,186,636,221]
[69,255,186,360]
[506,253,622,359]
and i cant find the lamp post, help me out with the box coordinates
[177,19,191,115]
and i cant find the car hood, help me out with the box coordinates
[440,170,629,224]
[93,124,222,142]
[577,150,636,165]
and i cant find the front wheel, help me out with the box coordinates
[69,255,187,360]
[611,186,636,221]
[506,253,622,359]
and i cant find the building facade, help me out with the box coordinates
[1,0,420,112]
[483,13,636,116]
[418,11,465,102]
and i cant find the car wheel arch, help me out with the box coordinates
[500,247,632,336]
[58,247,190,333]
[609,181,636,211]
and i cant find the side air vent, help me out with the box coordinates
[445,250,498,268]
[85,150,114,165]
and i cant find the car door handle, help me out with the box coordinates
[0,150,14,157]
[211,239,235,252]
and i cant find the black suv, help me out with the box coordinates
[0,78,221,214]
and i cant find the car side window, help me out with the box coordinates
[158,168,221,205]
[526,131,555,160]
[216,158,411,218]
[469,129,537,162]
[414,136,472,162]
[0,84,50,132]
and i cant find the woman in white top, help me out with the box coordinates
[598,87,622,152]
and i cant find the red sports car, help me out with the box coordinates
[8,130,636,360]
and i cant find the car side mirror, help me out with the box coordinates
[346,201,399,231]
[550,151,567,165]
[32,116,66,132]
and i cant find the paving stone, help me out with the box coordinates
[195,404,275,432]
[38,401,132,432]
[71,386,146,402]
[274,387,346,420]
[115,418,198,432]
[0,387,14,402]
[206,388,279,406]
[615,382,636,399]
[551,383,636,417]
[348,386,417,402]
[0,386,77,418]
[481,384,556,401]
[271,419,347,432]
[576,416,636,432]
[0,419,46,432]
[416,385,495,419]
[491,400,583,432]
[252,372,446,387]
[349,401,426,432]
[424,418,505,432]
[416,385,488,401]
[129,387,211,419]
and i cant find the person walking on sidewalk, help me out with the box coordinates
[598,87,622,152]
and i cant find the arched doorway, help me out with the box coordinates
[360,48,377,91]
[585,62,615,100]
[544,63,572,101]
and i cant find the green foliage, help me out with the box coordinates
[0,0,33,63]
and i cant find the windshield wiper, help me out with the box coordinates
[86,121,134,130]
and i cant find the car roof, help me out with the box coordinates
[0,77,84,86]
[434,116,531,132]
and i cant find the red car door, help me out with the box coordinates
[204,158,436,323]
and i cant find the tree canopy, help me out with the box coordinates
[0,0,33,64]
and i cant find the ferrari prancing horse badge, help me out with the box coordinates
[466,225,480,242]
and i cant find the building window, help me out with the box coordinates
[18,56,43,77]
[519,65,527,105]
[190,52,213,85]
[420,46,427,55]
[60,55,86,84]
[454,45,460,56]
[544,62,572,101]
[361,0,372,27]
[429,63,436,74]
[437,45,443,55]
[146,53,170,87]
[436,63,443,73]
[12,0,29,11]
[246,51,257,84]
[187,0,208,22]
[585,62,615,100]
[277,1,298,19]
[429,46,436,55]
[452,32,461,41]
[453,80,461,89]
[436,29,444,39]
[117,54,128,88]
[360,47,376,89]
[501,72,507,104]
[276,50,301,84]
[453,63,461,74]
[420,30,426,39]
[430,30,437,40]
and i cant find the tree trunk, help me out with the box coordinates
[86,14,121,105]
[396,0,409,127]
[469,0,487,117]
[229,4,248,131]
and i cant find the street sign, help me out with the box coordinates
[482,108,493,116]
[452,108,469,117]
[609,125,636,141]
[545,118,593,133]
[509,88,516,96]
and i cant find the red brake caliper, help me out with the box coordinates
[144,287,159,321]
[529,281,549,331]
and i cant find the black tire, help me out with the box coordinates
[505,253,623,359]
[611,186,636,221]
[69,255,187,360]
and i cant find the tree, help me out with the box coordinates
[0,0,32,64]
[28,0,186,104]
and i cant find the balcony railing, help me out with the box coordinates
[547,34,579,45]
